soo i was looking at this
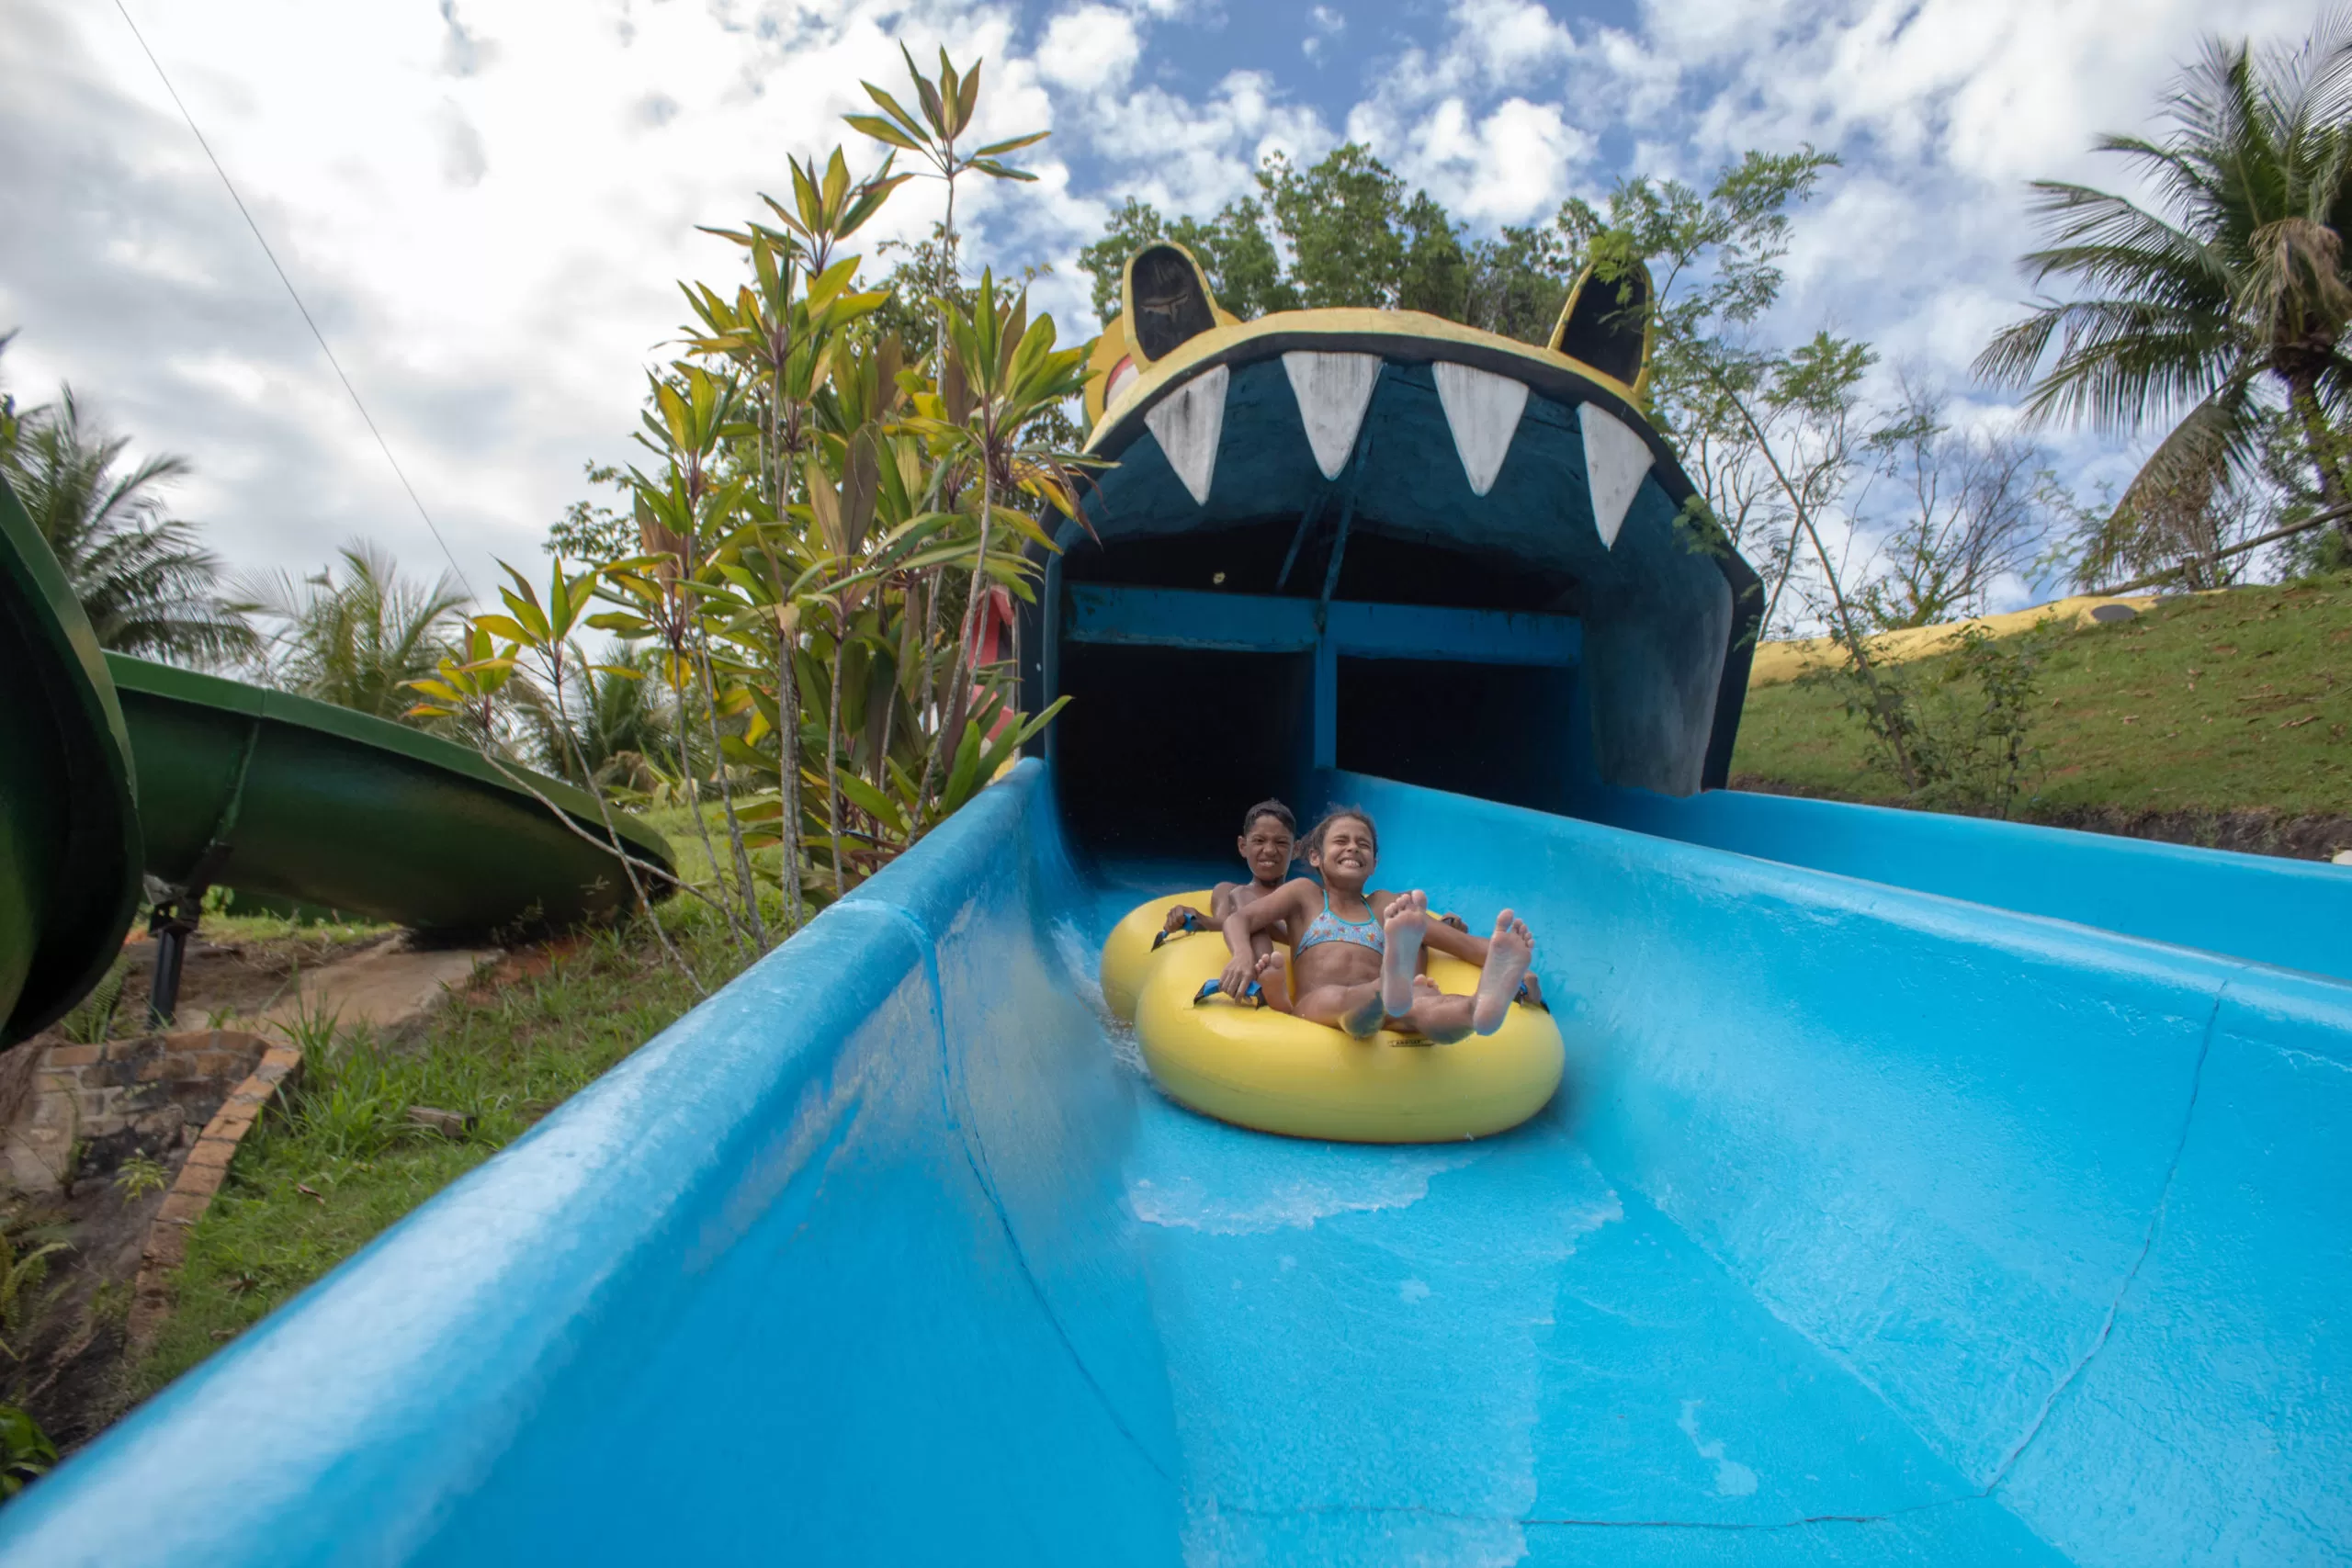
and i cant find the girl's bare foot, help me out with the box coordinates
[1379,891,1428,1017]
[1252,950,1292,1012]
[1472,910,1533,1034]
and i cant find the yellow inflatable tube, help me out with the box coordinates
[1102,893,1565,1144]
[1101,890,1215,1021]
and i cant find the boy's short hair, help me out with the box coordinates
[1305,806,1377,857]
[1240,798,1296,837]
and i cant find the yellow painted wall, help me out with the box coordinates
[1747,592,2173,688]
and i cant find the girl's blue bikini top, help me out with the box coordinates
[1295,887,1385,956]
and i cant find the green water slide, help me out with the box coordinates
[1,472,675,1041]
[108,655,675,934]
[0,477,142,1045]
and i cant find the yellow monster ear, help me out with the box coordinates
[1082,312,1136,427]
[1122,242,1224,363]
[1549,260,1655,406]
[1084,242,1240,428]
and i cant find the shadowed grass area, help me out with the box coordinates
[129,806,769,1403]
[1733,575,2352,825]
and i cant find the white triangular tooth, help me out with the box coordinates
[1282,351,1382,479]
[1579,402,1653,549]
[1144,365,1229,506]
[1432,362,1528,497]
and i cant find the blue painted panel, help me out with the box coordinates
[1323,599,1579,665]
[1579,780,2352,982]
[1064,583,1581,666]
[7,761,2346,1565]
[1064,582,1319,651]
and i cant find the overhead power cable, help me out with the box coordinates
[109,0,477,597]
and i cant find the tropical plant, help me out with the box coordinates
[465,559,697,985]
[847,43,1046,327]
[0,1231,66,1363]
[903,269,1092,818]
[519,643,677,792]
[0,332,27,460]
[0,385,257,665]
[112,1154,172,1204]
[0,1404,56,1498]
[55,957,129,1045]
[405,50,1091,975]
[1804,623,2050,819]
[1976,19,2352,569]
[235,543,468,719]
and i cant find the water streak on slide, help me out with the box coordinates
[5,762,2343,1565]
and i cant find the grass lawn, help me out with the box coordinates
[1732,573,2352,827]
[130,806,770,1400]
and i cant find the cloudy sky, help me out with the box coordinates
[0,0,2322,603]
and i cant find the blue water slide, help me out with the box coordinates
[14,284,2346,1565]
[1577,781,2352,983]
[5,761,2345,1565]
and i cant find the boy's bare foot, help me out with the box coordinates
[1379,891,1428,1017]
[1472,910,1533,1035]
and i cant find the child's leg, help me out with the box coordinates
[1394,989,1476,1044]
[1292,982,1390,1037]
[1472,911,1533,1034]
[1378,892,1428,1018]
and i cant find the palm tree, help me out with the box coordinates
[520,643,677,791]
[1,386,258,664]
[1976,20,2352,569]
[235,542,468,719]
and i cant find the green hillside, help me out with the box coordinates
[1731,574,2352,856]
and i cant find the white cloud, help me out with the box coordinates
[0,0,1096,590]
[1,0,2334,612]
[1084,70,1332,215]
[1035,6,1140,91]
[1375,96,1589,222]
[1303,6,1344,65]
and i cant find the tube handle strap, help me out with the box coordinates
[1151,910,1205,951]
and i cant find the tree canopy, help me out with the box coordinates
[1977,17,2352,566]
[1077,143,1578,343]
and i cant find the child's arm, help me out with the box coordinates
[1220,880,1308,998]
[1164,882,1241,933]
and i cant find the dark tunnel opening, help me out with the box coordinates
[1039,523,1597,868]
[1053,643,1316,863]
[1335,658,1581,816]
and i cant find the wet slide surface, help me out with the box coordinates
[1089,875,2061,1563]
[4,764,2344,1565]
